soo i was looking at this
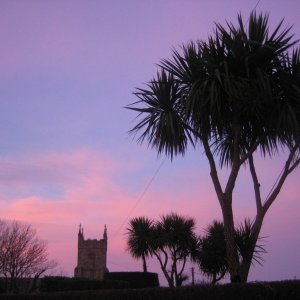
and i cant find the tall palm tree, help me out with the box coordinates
[127,12,300,281]
[126,216,154,273]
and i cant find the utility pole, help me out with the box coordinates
[191,267,195,285]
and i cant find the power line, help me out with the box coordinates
[111,157,167,240]
[252,0,262,12]
[245,0,262,24]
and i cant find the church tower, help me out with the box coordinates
[74,224,108,280]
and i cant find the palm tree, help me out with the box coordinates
[151,213,197,287]
[126,216,154,273]
[196,220,266,284]
[197,221,228,284]
[127,12,300,282]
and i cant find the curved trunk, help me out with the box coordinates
[153,251,174,287]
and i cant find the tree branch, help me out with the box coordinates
[177,256,187,277]
[180,122,224,199]
[153,249,173,287]
[225,126,242,197]
[263,145,300,214]
[240,140,260,164]
[202,137,224,199]
[248,154,262,213]
[215,269,227,283]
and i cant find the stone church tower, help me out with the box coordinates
[74,224,108,280]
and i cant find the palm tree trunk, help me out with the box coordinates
[221,197,241,282]
[142,254,147,273]
[239,213,264,282]
[203,136,242,282]
[240,254,253,282]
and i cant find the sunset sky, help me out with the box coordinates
[0,0,299,285]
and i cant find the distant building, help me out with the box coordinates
[74,224,108,280]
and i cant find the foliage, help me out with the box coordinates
[196,221,228,284]
[152,213,197,287]
[196,220,266,284]
[126,217,154,273]
[0,220,57,293]
[104,272,159,288]
[126,213,197,287]
[235,219,266,265]
[127,11,300,281]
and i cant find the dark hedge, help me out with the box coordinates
[104,272,159,288]
[0,280,299,300]
[40,276,129,292]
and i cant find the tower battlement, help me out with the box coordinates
[74,224,107,280]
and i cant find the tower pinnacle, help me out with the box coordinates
[103,224,107,240]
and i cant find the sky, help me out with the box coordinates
[0,0,299,285]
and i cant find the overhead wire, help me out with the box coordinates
[111,157,167,240]
[252,0,262,12]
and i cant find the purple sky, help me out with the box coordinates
[0,0,300,285]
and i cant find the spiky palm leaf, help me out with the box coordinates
[127,71,194,159]
[235,219,267,266]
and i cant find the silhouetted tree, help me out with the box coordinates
[127,12,300,281]
[0,220,57,292]
[151,213,197,287]
[126,216,154,273]
[197,221,228,284]
[196,220,266,284]
[126,213,197,287]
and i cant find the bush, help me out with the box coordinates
[40,276,129,292]
[104,272,159,288]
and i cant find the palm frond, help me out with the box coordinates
[126,70,195,159]
[235,219,267,266]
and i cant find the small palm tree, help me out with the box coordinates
[153,212,197,287]
[197,221,228,284]
[126,216,154,273]
[196,220,266,284]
